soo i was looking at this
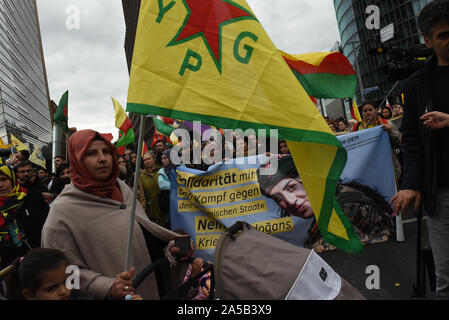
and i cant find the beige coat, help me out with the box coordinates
[41,178,180,300]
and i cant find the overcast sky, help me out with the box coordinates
[36,0,341,141]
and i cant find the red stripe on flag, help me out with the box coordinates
[283,53,356,76]
[119,117,133,134]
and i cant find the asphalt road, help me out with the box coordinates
[320,208,436,300]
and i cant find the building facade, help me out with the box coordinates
[0,0,52,151]
[334,0,433,105]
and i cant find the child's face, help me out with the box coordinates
[23,263,71,300]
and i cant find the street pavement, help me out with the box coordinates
[320,208,436,300]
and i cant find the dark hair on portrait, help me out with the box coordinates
[337,180,393,216]
[418,0,449,38]
[257,155,299,196]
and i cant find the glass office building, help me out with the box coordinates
[334,0,433,104]
[0,0,52,150]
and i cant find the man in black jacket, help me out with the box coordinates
[391,0,449,299]
[15,161,49,248]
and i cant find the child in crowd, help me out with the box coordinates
[182,257,212,300]
[6,248,142,300]
[5,248,72,300]
[4,248,143,300]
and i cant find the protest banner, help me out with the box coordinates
[170,126,396,260]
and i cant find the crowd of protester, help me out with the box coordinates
[324,103,404,135]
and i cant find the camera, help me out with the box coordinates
[369,44,434,81]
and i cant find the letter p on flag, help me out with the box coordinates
[127,0,362,253]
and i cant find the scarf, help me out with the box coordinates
[357,116,387,131]
[0,165,27,248]
[68,130,123,203]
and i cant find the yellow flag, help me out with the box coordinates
[0,137,10,149]
[29,145,46,169]
[10,134,28,151]
[352,99,362,122]
[127,0,362,252]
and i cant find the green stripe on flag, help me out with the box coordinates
[128,103,342,147]
[116,128,135,147]
[154,118,176,137]
[291,71,357,99]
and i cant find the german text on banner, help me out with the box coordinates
[127,0,362,252]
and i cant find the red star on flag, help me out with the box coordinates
[170,0,255,72]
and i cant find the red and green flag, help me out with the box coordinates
[141,140,148,157]
[282,51,357,99]
[54,90,68,131]
[153,116,177,146]
[112,97,135,147]
[126,0,362,253]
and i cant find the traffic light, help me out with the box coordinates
[368,47,387,54]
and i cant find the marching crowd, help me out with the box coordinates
[0,0,448,301]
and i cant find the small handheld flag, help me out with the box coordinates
[112,97,135,147]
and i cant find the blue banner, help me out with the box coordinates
[170,126,396,261]
[338,126,396,203]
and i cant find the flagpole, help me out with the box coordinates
[52,123,62,174]
[125,114,146,271]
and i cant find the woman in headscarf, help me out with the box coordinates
[117,155,134,189]
[41,130,191,300]
[158,149,175,229]
[0,165,28,269]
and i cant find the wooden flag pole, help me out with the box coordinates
[125,114,146,271]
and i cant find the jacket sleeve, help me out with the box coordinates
[399,79,424,191]
[387,120,402,150]
[158,168,171,191]
[41,213,115,300]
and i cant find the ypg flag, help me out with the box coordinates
[112,97,135,147]
[10,134,28,151]
[127,0,362,252]
[281,51,357,99]
[0,137,11,149]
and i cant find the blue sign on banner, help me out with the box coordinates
[338,126,396,203]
